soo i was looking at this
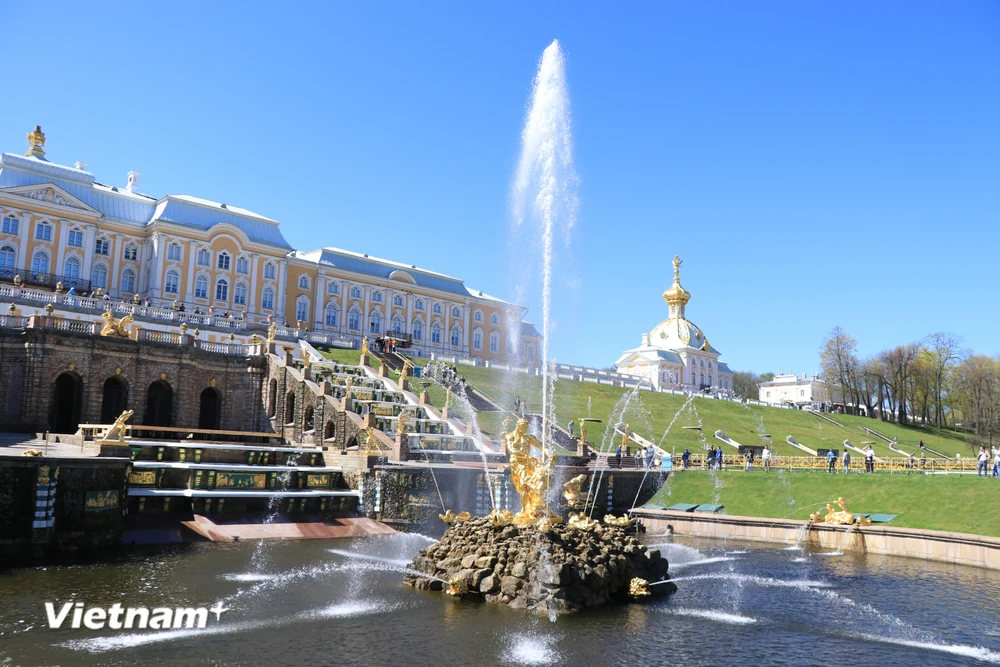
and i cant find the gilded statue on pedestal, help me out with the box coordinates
[102,410,134,444]
[503,417,555,525]
[101,309,133,337]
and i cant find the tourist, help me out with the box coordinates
[614,444,622,468]
[143,296,150,307]
[919,439,925,449]
[978,447,988,477]
[865,446,875,473]
[568,420,575,438]
[842,449,851,474]
[178,302,185,313]
[67,286,76,296]
[102,292,111,302]
[682,448,690,469]
[744,449,753,471]
[920,451,926,469]
[993,448,1000,478]
[716,447,723,470]
[827,449,837,473]
[647,445,655,469]
[762,445,771,472]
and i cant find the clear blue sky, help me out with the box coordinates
[4,2,998,374]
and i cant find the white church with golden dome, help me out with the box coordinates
[613,256,734,393]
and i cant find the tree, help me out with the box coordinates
[923,333,967,427]
[819,327,860,414]
[732,371,765,400]
[952,355,1000,446]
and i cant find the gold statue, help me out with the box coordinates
[562,474,588,509]
[266,322,277,343]
[621,424,630,455]
[445,574,469,596]
[504,417,555,525]
[809,497,871,526]
[439,509,471,524]
[445,387,452,411]
[400,359,413,380]
[102,409,134,444]
[360,336,369,357]
[672,255,682,282]
[361,426,385,453]
[567,511,599,531]
[25,125,46,158]
[603,514,635,528]
[578,418,588,447]
[101,309,133,337]
[488,509,514,527]
[629,577,651,598]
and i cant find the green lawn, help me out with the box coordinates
[314,345,381,370]
[448,364,970,458]
[651,469,1000,536]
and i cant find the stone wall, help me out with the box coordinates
[0,328,267,433]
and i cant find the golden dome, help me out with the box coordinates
[661,254,691,306]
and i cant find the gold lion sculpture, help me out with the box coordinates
[809,497,872,526]
[100,310,133,337]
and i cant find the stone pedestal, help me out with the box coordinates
[419,390,429,405]
[360,353,370,367]
[576,439,590,457]
[378,365,388,378]
[393,433,409,460]
[364,413,377,428]
[399,377,409,392]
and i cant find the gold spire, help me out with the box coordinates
[25,125,46,158]
[662,254,691,308]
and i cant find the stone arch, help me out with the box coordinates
[51,372,83,434]
[285,390,296,425]
[145,380,173,427]
[303,405,315,431]
[100,376,129,423]
[198,387,222,430]
[267,378,277,417]
[324,420,336,441]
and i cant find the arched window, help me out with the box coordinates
[123,244,137,261]
[298,274,309,289]
[217,252,230,270]
[431,323,442,344]
[164,270,180,294]
[391,315,404,333]
[325,303,338,327]
[348,307,361,331]
[327,281,339,295]
[490,313,499,325]
[295,298,308,323]
[261,287,274,310]
[350,286,361,298]
[372,291,382,303]
[393,295,403,306]
[0,245,14,270]
[412,319,423,341]
[474,310,483,323]
[95,238,109,255]
[433,303,442,314]
[527,345,535,362]
[369,311,382,334]
[197,249,210,266]
[215,278,228,302]
[31,251,49,275]
[236,257,248,274]
[450,325,461,347]
[91,263,107,289]
[195,276,208,299]
[490,331,499,353]
[234,282,247,305]
[64,257,81,281]
[167,243,182,261]
[264,262,276,279]
[473,328,483,350]
[415,299,424,311]
[121,268,136,293]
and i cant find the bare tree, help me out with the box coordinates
[731,371,761,400]
[923,333,967,427]
[820,327,860,414]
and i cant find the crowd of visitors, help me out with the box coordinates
[977,446,1000,477]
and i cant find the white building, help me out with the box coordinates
[613,256,734,393]
[758,373,827,408]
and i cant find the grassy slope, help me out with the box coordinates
[652,470,1000,537]
[315,346,381,370]
[451,365,966,458]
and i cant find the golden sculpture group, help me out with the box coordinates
[100,309,134,337]
[503,417,561,526]
[809,497,873,526]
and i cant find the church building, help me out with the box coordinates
[613,256,734,393]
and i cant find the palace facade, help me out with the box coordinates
[613,256,734,393]
[0,127,540,365]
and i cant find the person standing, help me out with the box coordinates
[707,446,715,470]
[842,449,851,474]
[865,446,875,473]
[682,448,690,469]
[762,445,771,472]
[716,447,723,471]
[993,448,1000,478]
[978,447,988,477]
[744,449,753,471]
[614,444,622,468]
[827,449,837,473]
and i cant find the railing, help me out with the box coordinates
[670,452,964,473]
[1,267,91,292]
[51,317,98,335]
[385,329,412,344]
[0,315,28,328]
[195,340,248,355]
[140,329,183,345]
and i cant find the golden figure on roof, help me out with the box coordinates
[25,125,45,158]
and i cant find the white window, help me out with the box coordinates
[197,249,210,266]
[217,252,230,270]
[0,245,15,271]
[350,286,361,298]
[490,332,499,353]
[236,257,248,274]
[91,263,107,289]
[473,329,482,350]
[431,323,441,344]
[369,311,382,334]
[391,315,404,333]
[164,270,179,294]
[348,308,361,330]
[372,291,382,303]
[490,313,499,325]
[474,310,483,323]
[412,320,423,341]
[2,217,18,235]
[296,298,308,323]
[325,305,338,327]
[801,389,805,397]
[36,223,52,241]
[234,282,247,305]
[452,307,461,318]
[167,243,182,261]
[261,288,274,311]
[215,278,228,302]
[393,295,403,306]
[327,282,339,295]
[263,263,276,279]
[123,244,137,261]
[433,303,442,314]
[415,299,424,310]
[31,251,49,275]
[64,257,80,280]
[67,230,83,247]
[121,268,136,293]
[298,274,309,289]
[766,391,771,399]
[450,326,461,347]
[95,238,109,256]
[195,276,209,299]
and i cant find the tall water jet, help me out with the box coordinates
[510,39,579,453]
